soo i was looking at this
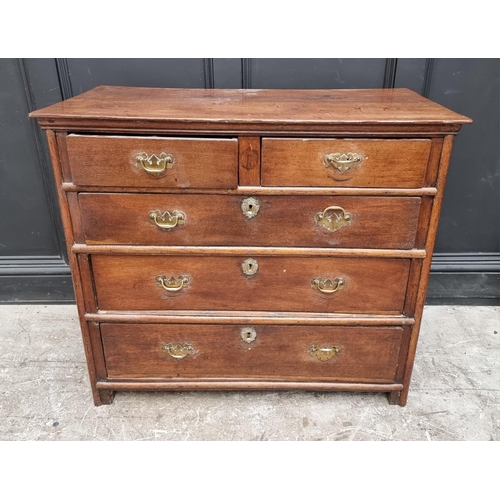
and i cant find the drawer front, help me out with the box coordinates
[79,193,421,249]
[92,255,410,314]
[262,138,431,187]
[66,135,238,188]
[101,323,404,383]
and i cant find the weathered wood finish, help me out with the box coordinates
[30,87,470,406]
[45,131,106,406]
[101,323,403,382]
[78,193,421,249]
[262,138,432,188]
[238,136,260,185]
[84,311,415,326]
[92,255,410,314]
[96,380,404,392]
[73,244,426,258]
[30,87,471,132]
[66,135,238,188]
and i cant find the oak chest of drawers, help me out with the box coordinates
[30,87,471,406]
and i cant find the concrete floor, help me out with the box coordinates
[0,305,498,441]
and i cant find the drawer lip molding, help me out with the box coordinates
[85,312,416,326]
[63,183,439,196]
[96,380,405,392]
[72,244,426,259]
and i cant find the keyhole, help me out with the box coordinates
[242,258,258,276]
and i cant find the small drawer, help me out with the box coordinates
[65,135,238,188]
[92,255,411,314]
[100,323,405,383]
[79,193,421,249]
[262,138,431,187]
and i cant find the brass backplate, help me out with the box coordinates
[241,197,260,219]
[241,327,257,343]
[242,258,259,276]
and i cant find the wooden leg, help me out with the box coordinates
[92,389,115,406]
[398,386,410,407]
[387,390,405,406]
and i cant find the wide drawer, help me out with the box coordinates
[262,138,431,187]
[100,323,405,382]
[79,193,421,249]
[92,255,410,314]
[66,135,238,188]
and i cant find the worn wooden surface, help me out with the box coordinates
[84,311,415,326]
[66,135,238,188]
[78,193,421,249]
[30,87,471,133]
[45,131,104,406]
[262,138,431,188]
[238,136,260,185]
[91,255,410,314]
[101,323,403,382]
[398,135,455,406]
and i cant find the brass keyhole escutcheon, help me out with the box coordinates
[240,327,257,343]
[242,258,259,276]
[241,197,260,219]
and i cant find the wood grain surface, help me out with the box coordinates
[66,135,238,188]
[78,193,422,249]
[91,255,411,314]
[100,323,404,382]
[30,87,471,128]
[262,138,431,187]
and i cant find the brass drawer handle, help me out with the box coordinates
[315,206,352,233]
[156,275,189,292]
[325,152,365,173]
[163,343,194,359]
[311,277,344,294]
[135,152,173,176]
[149,209,186,230]
[309,345,340,361]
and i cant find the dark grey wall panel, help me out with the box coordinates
[0,59,60,257]
[429,59,499,253]
[394,58,428,94]
[67,58,207,95]
[248,58,387,89]
[214,59,242,88]
[23,58,68,261]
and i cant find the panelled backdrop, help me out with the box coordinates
[0,58,498,304]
